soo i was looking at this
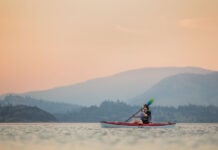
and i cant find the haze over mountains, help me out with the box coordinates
[1,67,215,106]
[130,72,218,106]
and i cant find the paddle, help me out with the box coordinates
[125,98,154,122]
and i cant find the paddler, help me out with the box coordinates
[134,104,152,124]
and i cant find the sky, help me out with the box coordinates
[0,0,218,94]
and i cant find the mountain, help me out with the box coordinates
[129,72,218,106]
[0,105,57,122]
[0,95,81,114]
[11,67,209,106]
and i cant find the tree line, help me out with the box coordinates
[54,101,218,123]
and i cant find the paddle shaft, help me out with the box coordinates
[125,107,143,122]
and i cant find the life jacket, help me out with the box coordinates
[140,110,151,123]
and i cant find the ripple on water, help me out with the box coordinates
[0,123,217,150]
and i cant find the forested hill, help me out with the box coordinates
[0,95,81,114]
[55,101,218,123]
[1,101,217,123]
[0,105,57,122]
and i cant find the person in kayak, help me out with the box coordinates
[134,104,151,124]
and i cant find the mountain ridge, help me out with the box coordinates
[129,72,218,106]
[0,66,213,106]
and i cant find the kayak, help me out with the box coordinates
[100,121,176,128]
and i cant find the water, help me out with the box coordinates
[0,123,217,150]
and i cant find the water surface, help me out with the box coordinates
[0,123,217,150]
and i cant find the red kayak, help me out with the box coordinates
[100,121,176,128]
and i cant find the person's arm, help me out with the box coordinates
[134,114,140,118]
[134,111,143,118]
[143,113,148,117]
[135,112,147,118]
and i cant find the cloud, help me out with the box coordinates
[179,17,218,32]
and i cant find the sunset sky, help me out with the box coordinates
[0,0,218,94]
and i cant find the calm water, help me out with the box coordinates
[0,123,217,150]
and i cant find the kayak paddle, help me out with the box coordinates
[147,98,154,106]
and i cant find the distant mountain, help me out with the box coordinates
[12,67,210,106]
[129,72,218,106]
[0,105,57,122]
[0,95,81,114]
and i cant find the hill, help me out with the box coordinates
[0,105,57,122]
[129,72,218,106]
[0,95,81,114]
[16,67,211,106]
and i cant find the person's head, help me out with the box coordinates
[143,104,149,112]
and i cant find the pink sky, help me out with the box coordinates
[0,0,218,94]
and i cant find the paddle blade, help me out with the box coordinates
[147,98,154,106]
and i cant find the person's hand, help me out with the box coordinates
[141,112,147,116]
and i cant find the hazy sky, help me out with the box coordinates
[0,0,218,94]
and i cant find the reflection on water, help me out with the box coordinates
[0,123,217,150]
